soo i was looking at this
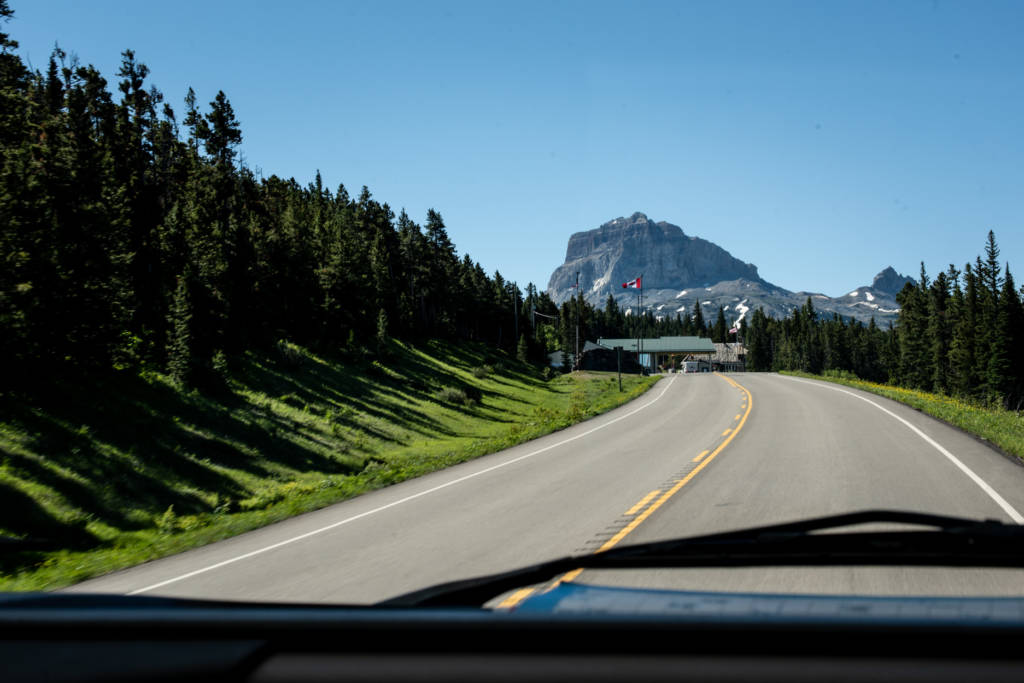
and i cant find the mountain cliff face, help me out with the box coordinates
[548,212,762,304]
[546,213,914,326]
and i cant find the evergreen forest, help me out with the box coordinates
[2,1,1021,412]
[743,231,1024,410]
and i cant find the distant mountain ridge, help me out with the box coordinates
[546,212,914,326]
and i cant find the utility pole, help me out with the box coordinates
[574,271,580,371]
[527,284,534,336]
[512,281,518,346]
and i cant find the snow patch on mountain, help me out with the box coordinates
[733,299,750,326]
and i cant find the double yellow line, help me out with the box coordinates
[498,373,753,608]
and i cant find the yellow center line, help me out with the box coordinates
[555,568,584,585]
[502,373,754,608]
[721,428,732,436]
[625,489,661,516]
[496,587,536,608]
[692,449,710,463]
[735,414,741,421]
[595,373,752,554]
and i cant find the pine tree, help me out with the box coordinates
[988,266,1023,406]
[983,231,1003,297]
[198,90,241,166]
[949,264,978,396]
[516,333,529,363]
[927,270,952,393]
[691,300,705,337]
[603,294,621,334]
[1004,268,1024,407]
[712,306,727,343]
[895,267,933,389]
[182,87,201,154]
[375,308,390,357]
[167,272,193,386]
[745,308,772,371]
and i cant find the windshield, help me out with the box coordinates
[1,0,1023,608]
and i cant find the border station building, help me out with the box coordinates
[595,336,716,373]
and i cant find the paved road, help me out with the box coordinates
[69,373,1024,603]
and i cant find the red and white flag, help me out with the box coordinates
[729,326,738,334]
[622,276,642,289]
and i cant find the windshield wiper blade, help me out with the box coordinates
[381,510,1024,607]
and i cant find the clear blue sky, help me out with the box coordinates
[9,1,1023,297]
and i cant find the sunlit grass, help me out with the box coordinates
[0,341,657,591]
[781,371,1024,461]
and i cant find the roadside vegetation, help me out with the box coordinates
[0,2,660,591]
[781,370,1024,462]
[0,340,657,591]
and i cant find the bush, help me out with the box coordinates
[472,364,494,379]
[155,505,178,535]
[436,386,477,408]
[823,369,859,381]
[276,339,304,369]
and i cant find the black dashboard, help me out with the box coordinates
[3,596,1024,682]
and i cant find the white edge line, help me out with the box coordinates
[127,376,678,594]
[780,375,1024,524]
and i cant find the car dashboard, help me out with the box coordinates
[3,586,1024,682]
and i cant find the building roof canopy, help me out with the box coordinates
[596,336,716,354]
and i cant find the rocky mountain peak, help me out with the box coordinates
[549,213,760,306]
[546,214,908,326]
[871,267,916,295]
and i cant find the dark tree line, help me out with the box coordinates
[743,299,893,383]
[744,232,1024,409]
[7,4,1017,403]
[0,4,564,386]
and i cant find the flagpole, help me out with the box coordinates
[630,274,638,376]
[640,273,644,373]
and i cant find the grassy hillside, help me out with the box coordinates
[781,370,1024,461]
[0,341,657,590]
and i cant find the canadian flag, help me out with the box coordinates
[622,276,642,289]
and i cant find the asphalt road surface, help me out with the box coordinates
[68,373,1024,603]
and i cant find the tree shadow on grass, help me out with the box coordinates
[0,481,98,576]
[0,339,553,555]
[0,368,364,542]
[239,353,454,440]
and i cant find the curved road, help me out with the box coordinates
[69,373,1024,602]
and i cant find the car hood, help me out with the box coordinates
[514,581,1024,626]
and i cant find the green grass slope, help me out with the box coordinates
[0,340,657,590]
